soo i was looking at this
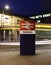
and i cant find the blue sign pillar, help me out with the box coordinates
[20,20,35,55]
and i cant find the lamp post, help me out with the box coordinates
[2,5,9,42]
[3,5,9,26]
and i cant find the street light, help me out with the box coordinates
[2,5,10,42]
[2,5,10,27]
[4,5,9,10]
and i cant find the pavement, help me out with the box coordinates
[0,48,51,65]
[0,40,51,65]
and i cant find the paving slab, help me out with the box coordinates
[0,48,51,65]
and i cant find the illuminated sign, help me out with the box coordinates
[20,20,35,34]
[20,20,35,30]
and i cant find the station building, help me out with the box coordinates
[0,8,24,42]
[29,11,51,40]
[0,9,51,42]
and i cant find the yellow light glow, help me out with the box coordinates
[36,24,51,28]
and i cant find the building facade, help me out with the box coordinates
[0,10,24,42]
[29,11,51,40]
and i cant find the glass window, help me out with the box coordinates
[17,19,20,24]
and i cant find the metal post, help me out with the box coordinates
[1,5,9,42]
[4,30,5,42]
[2,10,5,42]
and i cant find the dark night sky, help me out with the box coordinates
[0,0,51,16]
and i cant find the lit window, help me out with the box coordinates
[4,17,9,25]
[17,20,20,24]
[43,13,51,17]
[29,16,35,19]
[36,15,42,19]
[37,20,40,23]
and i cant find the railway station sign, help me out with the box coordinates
[20,20,35,55]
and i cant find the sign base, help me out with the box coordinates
[20,34,35,55]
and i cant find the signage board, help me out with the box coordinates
[20,20,35,34]
[20,20,35,55]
